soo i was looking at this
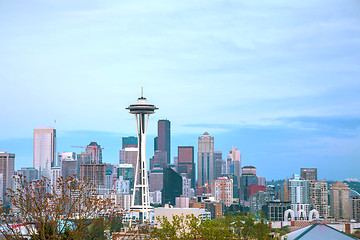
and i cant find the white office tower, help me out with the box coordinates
[33,128,56,179]
[288,174,310,220]
[126,91,157,224]
[0,152,15,202]
[57,152,76,167]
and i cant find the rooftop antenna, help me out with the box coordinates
[141,86,143,98]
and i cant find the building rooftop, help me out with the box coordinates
[283,223,358,240]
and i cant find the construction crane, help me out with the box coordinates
[71,145,104,164]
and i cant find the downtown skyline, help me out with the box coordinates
[0,0,359,180]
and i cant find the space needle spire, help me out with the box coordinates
[126,88,158,224]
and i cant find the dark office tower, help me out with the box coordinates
[214,151,223,180]
[178,146,195,188]
[240,166,259,201]
[300,168,317,181]
[157,120,171,165]
[162,165,182,206]
[122,136,138,149]
[154,137,158,151]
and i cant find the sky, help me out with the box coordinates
[0,0,359,181]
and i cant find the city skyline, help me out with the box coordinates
[0,0,359,181]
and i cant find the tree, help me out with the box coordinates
[150,214,234,240]
[0,175,123,240]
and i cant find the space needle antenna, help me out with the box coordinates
[126,89,158,225]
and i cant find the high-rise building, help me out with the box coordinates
[229,147,241,191]
[213,177,233,207]
[18,167,38,183]
[162,165,182,206]
[61,158,77,179]
[117,164,135,190]
[181,174,192,198]
[288,174,309,204]
[222,157,234,175]
[330,181,351,220]
[249,190,274,214]
[122,136,138,149]
[149,165,163,192]
[150,150,167,169]
[309,180,329,218]
[288,174,310,220]
[352,197,360,222]
[57,152,76,167]
[157,120,171,165]
[58,152,77,178]
[213,151,223,180]
[0,152,15,201]
[240,166,258,201]
[119,147,138,167]
[177,146,195,188]
[33,128,56,178]
[300,168,317,181]
[242,166,256,175]
[197,131,214,187]
[80,163,106,190]
[51,167,61,192]
[85,142,103,164]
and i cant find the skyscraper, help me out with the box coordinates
[229,147,241,192]
[213,151,223,180]
[85,142,103,164]
[288,174,310,220]
[162,165,182,206]
[157,119,171,165]
[0,152,15,201]
[33,128,56,178]
[240,167,258,201]
[122,136,138,149]
[300,168,317,181]
[18,167,38,183]
[288,174,309,204]
[57,152,76,167]
[80,163,106,190]
[197,131,214,187]
[330,181,351,220]
[149,165,163,193]
[177,146,195,188]
[309,180,329,218]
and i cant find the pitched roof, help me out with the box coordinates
[203,130,210,136]
[284,224,358,240]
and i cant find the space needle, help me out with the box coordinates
[126,88,158,224]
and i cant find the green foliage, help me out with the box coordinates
[150,213,279,240]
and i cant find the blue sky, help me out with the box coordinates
[0,0,359,180]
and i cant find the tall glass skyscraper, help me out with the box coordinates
[197,131,214,187]
[157,119,171,165]
[33,128,56,178]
